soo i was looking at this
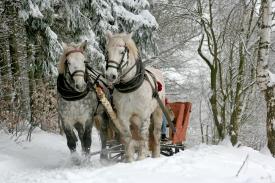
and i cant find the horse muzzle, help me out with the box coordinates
[106,68,119,84]
[73,76,87,92]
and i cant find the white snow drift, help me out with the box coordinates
[0,130,274,183]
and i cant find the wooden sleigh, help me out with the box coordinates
[160,102,192,156]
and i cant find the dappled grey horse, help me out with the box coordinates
[57,40,108,157]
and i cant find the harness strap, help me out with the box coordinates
[114,58,145,93]
[119,59,137,80]
[86,64,109,86]
[145,71,176,133]
[107,60,120,69]
[70,70,85,77]
[57,74,90,101]
[106,46,129,72]
[65,49,83,57]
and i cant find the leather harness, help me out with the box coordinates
[106,46,176,132]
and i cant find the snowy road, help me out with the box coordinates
[0,130,274,183]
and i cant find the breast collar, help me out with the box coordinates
[114,57,145,93]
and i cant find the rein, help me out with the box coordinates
[145,70,176,133]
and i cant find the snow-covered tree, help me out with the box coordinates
[257,0,275,156]
[0,0,158,133]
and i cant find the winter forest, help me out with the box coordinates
[0,0,275,182]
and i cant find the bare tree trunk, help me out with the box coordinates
[199,99,205,143]
[229,42,245,145]
[257,0,275,156]
[197,0,225,142]
[0,39,11,102]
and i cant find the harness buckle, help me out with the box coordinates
[152,91,158,98]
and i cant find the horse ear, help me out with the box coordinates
[106,31,113,40]
[61,42,67,49]
[80,40,87,51]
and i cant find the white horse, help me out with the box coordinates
[105,32,165,162]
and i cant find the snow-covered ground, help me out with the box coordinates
[0,129,275,183]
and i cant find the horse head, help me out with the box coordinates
[105,31,139,83]
[59,40,88,92]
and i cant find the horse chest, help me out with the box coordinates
[113,86,157,116]
[58,92,96,122]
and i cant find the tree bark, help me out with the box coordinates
[257,0,275,156]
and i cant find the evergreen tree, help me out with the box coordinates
[0,0,158,132]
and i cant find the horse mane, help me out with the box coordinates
[110,33,139,60]
[58,43,81,74]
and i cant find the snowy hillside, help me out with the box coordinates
[0,130,274,183]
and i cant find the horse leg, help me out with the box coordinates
[119,116,134,162]
[82,121,93,155]
[63,127,77,153]
[96,112,109,160]
[151,107,162,158]
[138,118,150,160]
[74,123,85,153]
[125,136,136,162]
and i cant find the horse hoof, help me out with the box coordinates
[70,153,81,165]
[125,158,134,163]
[152,154,160,158]
[137,155,146,161]
[100,158,110,165]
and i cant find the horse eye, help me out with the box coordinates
[120,50,124,54]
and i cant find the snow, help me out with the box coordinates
[28,0,44,19]
[163,68,186,85]
[121,0,150,9]
[268,70,275,87]
[1,130,275,183]
[45,26,62,75]
[19,10,30,22]
[272,119,275,131]
[114,5,158,29]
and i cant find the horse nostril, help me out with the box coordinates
[112,74,116,80]
[75,84,81,90]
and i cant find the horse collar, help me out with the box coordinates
[114,57,145,93]
[57,74,90,101]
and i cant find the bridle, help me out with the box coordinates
[64,49,86,79]
[106,45,138,81]
[106,45,129,75]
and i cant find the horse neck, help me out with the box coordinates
[120,54,137,83]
